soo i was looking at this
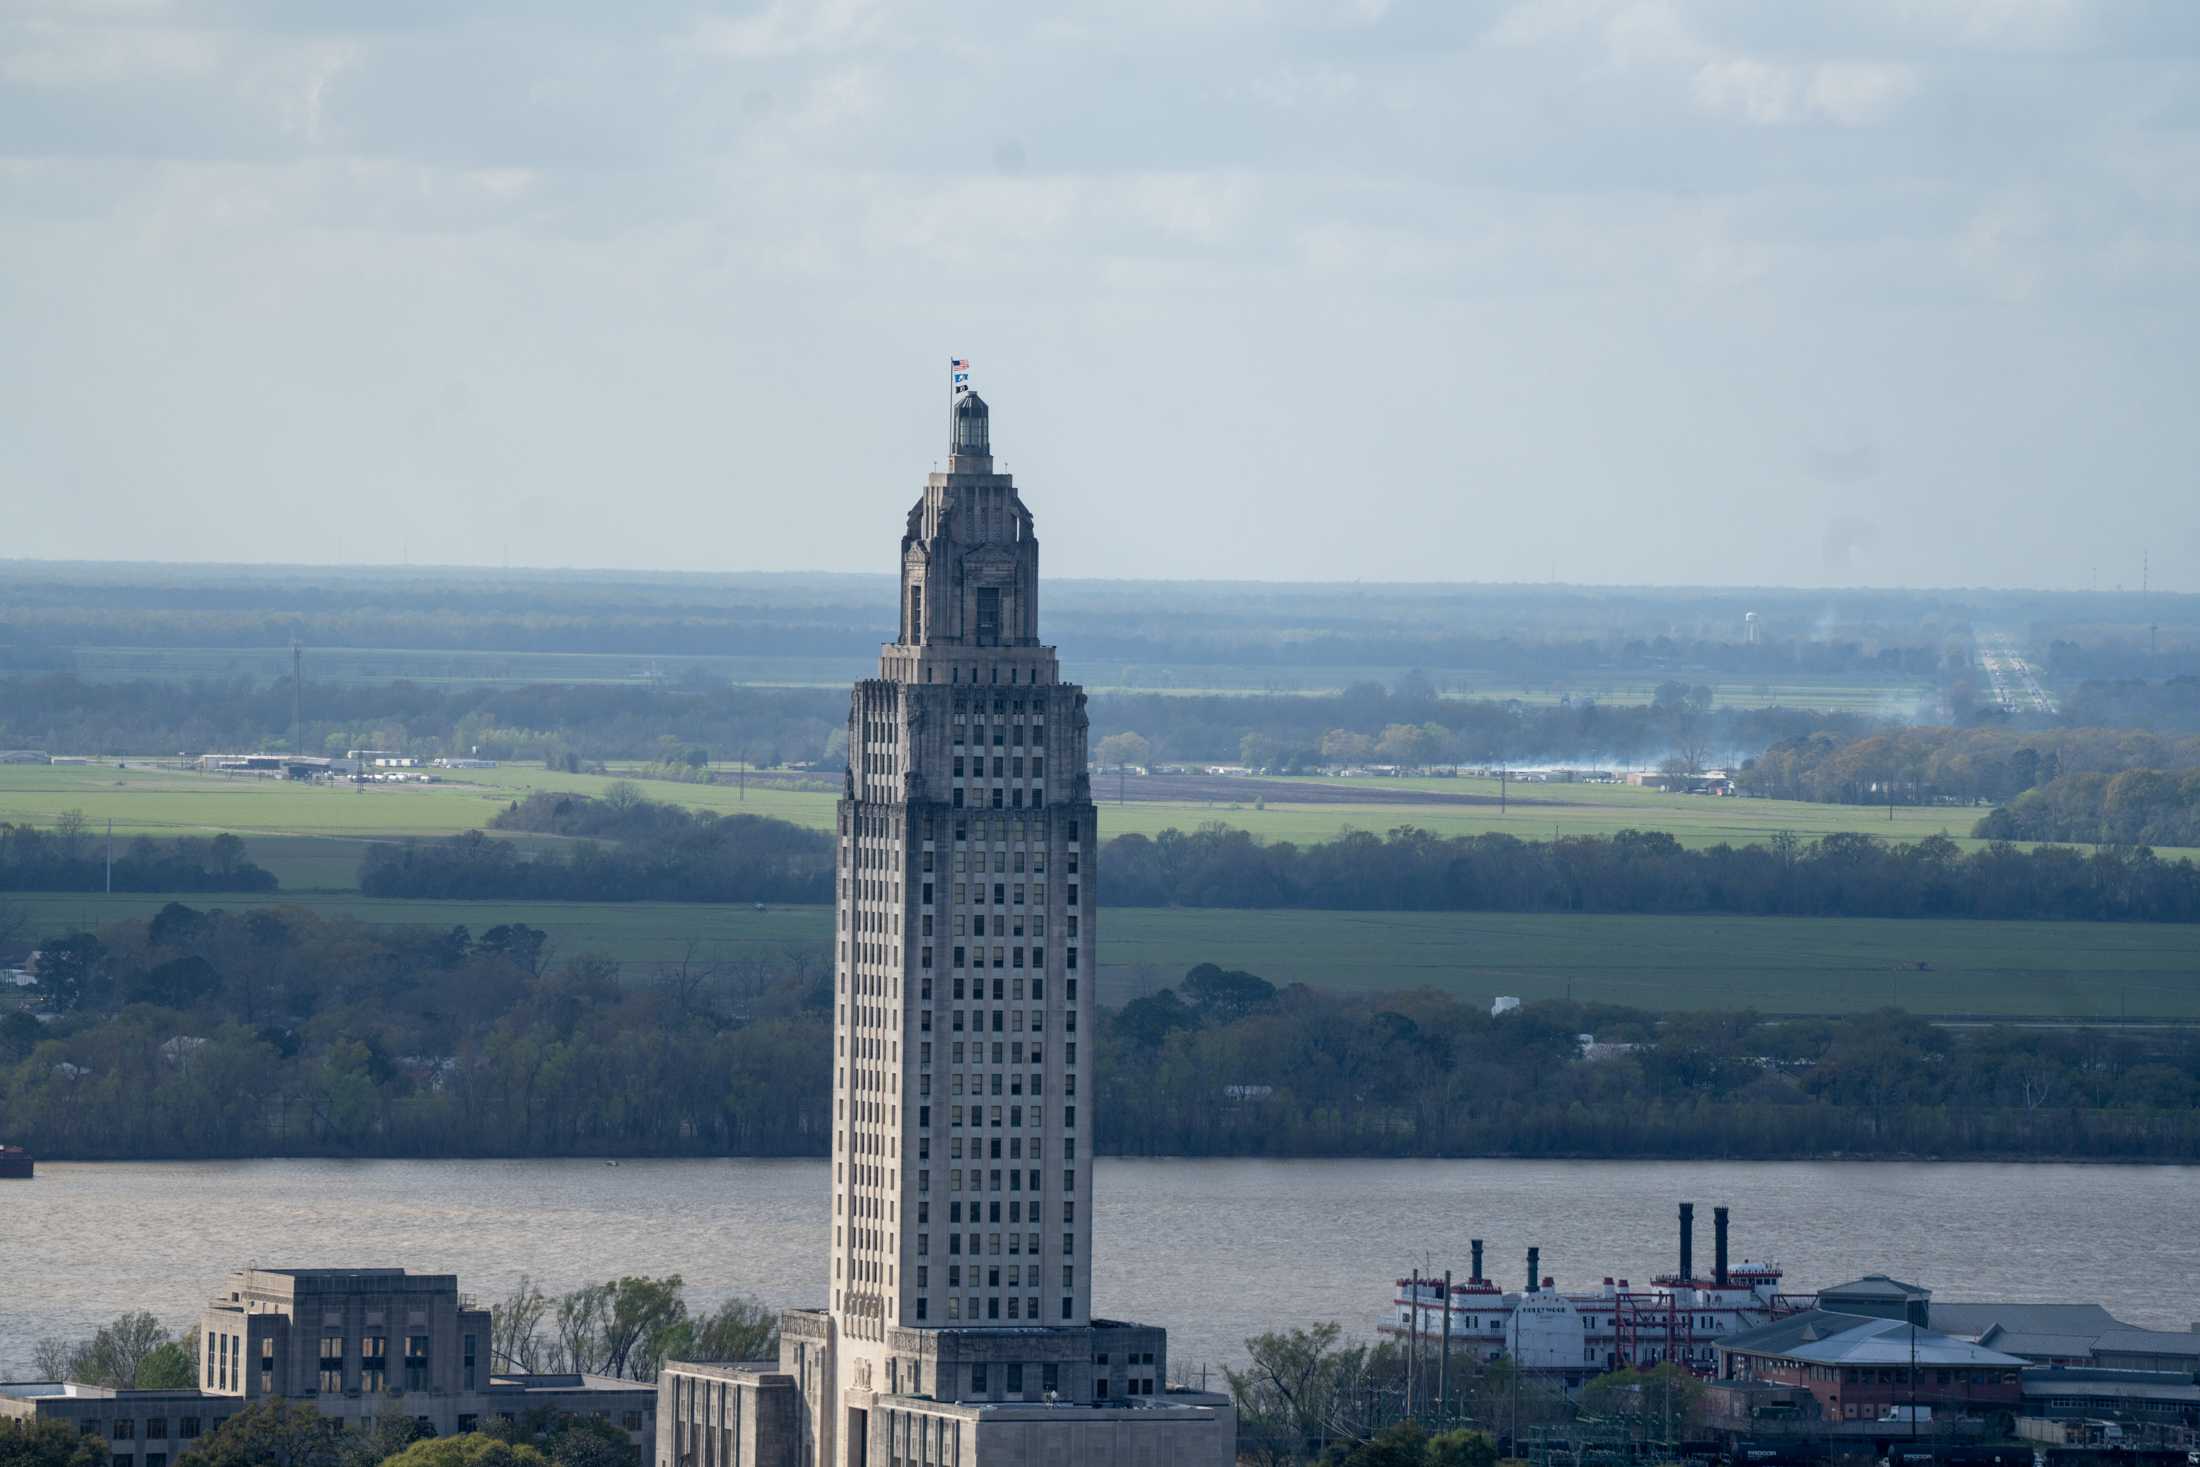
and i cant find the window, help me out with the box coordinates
[457,1416,479,1435]
[1007,1365,1023,1393]
[1042,1363,1059,1394]
[146,1420,167,1440]
[971,1364,988,1393]
[111,1422,135,1441]
[178,1420,199,1442]
[621,1411,644,1431]
[361,1336,387,1393]
[320,1335,345,1393]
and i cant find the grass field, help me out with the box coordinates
[3,890,2192,1018]
[8,765,2190,891]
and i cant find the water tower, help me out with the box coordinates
[1744,611,1760,646]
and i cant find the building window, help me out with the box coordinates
[177,1420,199,1442]
[971,1365,987,1394]
[361,1337,387,1393]
[146,1420,167,1440]
[458,1416,479,1434]
[405,1335,430,1393]
[463,1334,477,1393]
[320,1335,345,1394]
[1007,1365,1023,1393]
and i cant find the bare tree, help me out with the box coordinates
[492,1275,552,1372]
[32,1337,79,1382]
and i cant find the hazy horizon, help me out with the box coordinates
[4,2,2197,591]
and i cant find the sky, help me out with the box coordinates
[2,1,2198,590]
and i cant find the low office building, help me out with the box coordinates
[1715,1308,2027,1424]
[1,1268,654,1461]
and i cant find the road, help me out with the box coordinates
[1976,633,2058,714]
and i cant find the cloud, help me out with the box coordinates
[0,0,2191,588]
[1692,57,1918,128]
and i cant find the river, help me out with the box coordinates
[3,1158,2195,1380]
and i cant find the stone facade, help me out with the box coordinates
[654,384,1232,1467]
[2,1268,655,1463]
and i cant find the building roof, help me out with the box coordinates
[1818,1275,1931,1301]
[1977,1332,2112,1359]
[1720,1310,2028,1369]
[2092,1327,2200,1360]
[1931,1302,2125,1338]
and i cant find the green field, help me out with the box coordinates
[2,887,2194,1019]
[0,763,2089,876]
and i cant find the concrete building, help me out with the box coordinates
[657,384,1232,1467]
[2,1268,654,1460]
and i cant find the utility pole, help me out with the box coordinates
[1407,1268,1419,1419]
[1438,1269,1452,1422]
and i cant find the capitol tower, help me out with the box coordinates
[654,376,1232,1467]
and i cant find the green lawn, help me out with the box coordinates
[9,765,2189,882]
[1097,909,2200,1018]
[4,888,2194,1019]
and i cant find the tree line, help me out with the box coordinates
[1227,1320,1698,1466]
[7,908,2199,1162]
[1100,971,2200,1160]
[359,787,833,903]
[0,903,829,1157]
[1741,725,2200,806]
[0,820,276,894]
[1100,824,2200,921]
[339,785,2200,919]
[1976,767,2200,847]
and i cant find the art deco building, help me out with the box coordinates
[655,387,1232,1467]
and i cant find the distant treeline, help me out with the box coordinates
[1100,824,2200,921]
[344,789,2200,920]
[0,566,1971,676]
[0,671,1890,773]
[1743,725,2200,806]
[6,906,2197,1161]
[360,791,833,903]
[1977,768,2200,848]
[0,823,276,894]
[2060,676,2200,732]
[1093,679,1872,767]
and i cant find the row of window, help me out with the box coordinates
[946,1166,1078,1193]
[951,786,1042,809]
[950,755,1042,779]
[940,1006,1073,1033]
[930,847,1076,876]
[942,947,1077,971]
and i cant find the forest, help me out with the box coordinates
[359,790,835,903]
[1740,724,2200,805]
[1975,767,2200,847]
[0,823,276,894]
[1096,825,2200,920]
[4,905,2197,1161]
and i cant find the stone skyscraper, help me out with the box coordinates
[655,383,1231,1467]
